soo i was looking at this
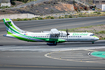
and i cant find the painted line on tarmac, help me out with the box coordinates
[0,46,104,52]
[0,46,105,52]
[45,46,105,63]
[0,64,105,69]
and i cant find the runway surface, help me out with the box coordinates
[0,17,105,70]
[0,16,105,46]
[0,41,105,70]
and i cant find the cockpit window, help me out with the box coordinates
[90,34,94,36]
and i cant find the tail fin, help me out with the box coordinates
[3,18,24,34]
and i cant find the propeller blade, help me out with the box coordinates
[66,29,69,36]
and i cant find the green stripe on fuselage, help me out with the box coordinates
[7,31,36,42]
[8,30,66,42]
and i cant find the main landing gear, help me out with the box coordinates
[47,42,57,45]
[53,42,57,45]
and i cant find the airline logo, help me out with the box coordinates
[24,33,28,35]
[73,33,88,36]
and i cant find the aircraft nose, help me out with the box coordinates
[95,37,99,40]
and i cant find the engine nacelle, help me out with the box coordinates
[60,31,67,37]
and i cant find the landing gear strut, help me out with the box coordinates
[53,42,57,45]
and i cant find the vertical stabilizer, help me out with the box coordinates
[3,18,24,34]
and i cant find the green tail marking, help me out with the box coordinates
[3,18,22,34]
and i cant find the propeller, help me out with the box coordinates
[66,28,69,36]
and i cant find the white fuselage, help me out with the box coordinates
[22,31,99,42]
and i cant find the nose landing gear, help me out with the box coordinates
[92,41,94,44]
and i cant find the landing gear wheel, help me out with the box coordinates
[92,41,94,44]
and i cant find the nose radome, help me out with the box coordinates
[95,37,99,40]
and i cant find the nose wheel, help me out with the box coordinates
[92,41,94,44]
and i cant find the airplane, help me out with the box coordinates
[3,18,99,45]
